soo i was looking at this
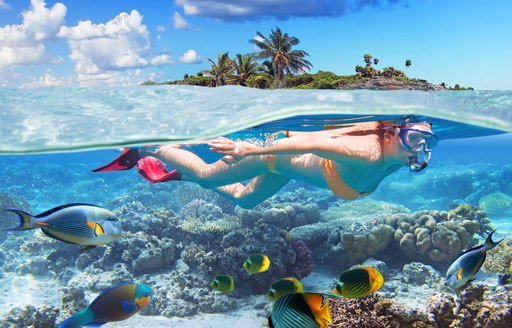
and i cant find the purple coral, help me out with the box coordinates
[290,239,314,279]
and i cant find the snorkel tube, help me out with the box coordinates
[408,143,431,172]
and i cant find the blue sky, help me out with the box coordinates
[0,0,510,89]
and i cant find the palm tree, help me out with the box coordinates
[249,26,312,81]
[229,54,262,86]
[201,52,236,87]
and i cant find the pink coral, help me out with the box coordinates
[290,239,314,279]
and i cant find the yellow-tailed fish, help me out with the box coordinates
[58,282,152,328]
[446,230,502,292]
[268,292,332,328]
[210,274,234,293]
[243,254,270,274]
[332,267,384,298]
[266,277,303,300]
[3,203,122,249]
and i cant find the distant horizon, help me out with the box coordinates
[0,0,510,90]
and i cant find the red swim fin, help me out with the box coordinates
[136,156,182,183]
[92,148,141,172]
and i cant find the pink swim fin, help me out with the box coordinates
[136,156,182,183]
[92,148,141,172]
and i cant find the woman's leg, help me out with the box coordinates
[214,173,290,209]
[151,145,269,189]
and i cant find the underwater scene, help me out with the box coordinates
[1,87,512,327]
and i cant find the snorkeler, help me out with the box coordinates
[93,121,438,208]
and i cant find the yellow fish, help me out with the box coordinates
[332,267,384,298]
[266,278,303,300]
[210,275,234,293]
[268,292,332,328]
[243,254,270,274]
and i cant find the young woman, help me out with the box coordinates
[94,121,438,208]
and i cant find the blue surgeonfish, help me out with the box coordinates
[4,203,122,248]
[268,292,332,328]
[59,282,152,328]
[445,230,502,291]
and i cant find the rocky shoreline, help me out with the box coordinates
[338,77,446,91]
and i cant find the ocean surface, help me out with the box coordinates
[0,86,511,327]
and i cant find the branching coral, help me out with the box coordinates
[478,192,512,216]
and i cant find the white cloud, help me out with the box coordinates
[0,0,10,10]
[156,25,166,33]
[172,12,189,29]
[20,69,71,87]
[76,69,156,86]
[58,10,151,75]
[175,0,404,20]
[151,54,174,66]
[0,0,66,67]
[180,49,201,64]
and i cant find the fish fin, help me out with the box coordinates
[84,323,106,327]
[34,203,102,218]
[302,293,332,326]
[485,230,502,251]
[3,209,36,231]
[94,223,105,237]
[58,309,93,328]
[121,300,138,313]
[80,245,97,252]
[268,316,275,328]
[41,228,79,245]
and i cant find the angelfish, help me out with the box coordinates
[59,282,152,328]
[4,203,122,249]
[445,230,501,291]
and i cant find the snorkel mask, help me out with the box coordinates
[398,128,438,172]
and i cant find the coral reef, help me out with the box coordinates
[478,192,512,216]
[236,201,321,229]
[482,237,512,275]
[427,285,512,327]
[329,294,431,327]
[0,304,59,328]
[401,262,443,288]
[344,205,491,265]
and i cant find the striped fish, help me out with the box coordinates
[268,292,331,328]
[267,277,303,300]
[4,203,122,248]
[332,267,384,298]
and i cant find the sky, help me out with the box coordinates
[0,0,510,89]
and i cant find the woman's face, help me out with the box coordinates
[386,123,436,165]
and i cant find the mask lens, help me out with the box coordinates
[401,129,438,151]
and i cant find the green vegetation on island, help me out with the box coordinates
[142,26,471,90]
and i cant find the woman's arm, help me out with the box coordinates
[209,133,381,164]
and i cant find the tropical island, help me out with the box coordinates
[142,27,471,91]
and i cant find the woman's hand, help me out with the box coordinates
[208,137,257,163]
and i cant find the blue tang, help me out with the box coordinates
[59,282,152,328]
